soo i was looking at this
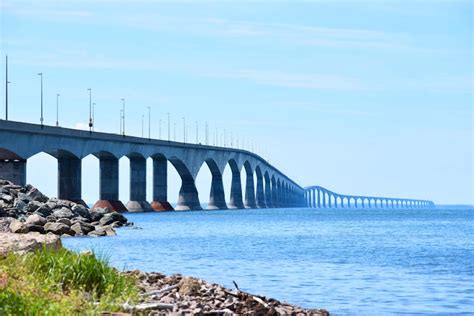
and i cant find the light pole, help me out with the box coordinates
[56,93,60,126]
[196,121,198,144]
[87,88,92,132]
[120,109,123,134]
[159,119,162,139]
[5,55,9,121]
[38,72,43,127]
[205,122,208,145]
[182,117,185,143]
[141,114,144,137]
[121,98,125,136]
[147,106,151,140]
[92,102,96,131]
[167,112,170,141]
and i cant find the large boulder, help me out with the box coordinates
[25,200,43,213]
[25,224,45,234]
[71,204,91,219]
[44,222,74,236]
[0,232,62,255]
[53,207,75,219]
[25,214,47,226]
[71,222,95,235]
[35,204,52,217]
[99,212,127,226]
[25,187,49,203]
[9,220,28,234]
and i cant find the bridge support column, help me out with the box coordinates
[175,174,202,211]
[208,170,228,210]
[151,156,173,211]
[127,156,152,212]
[0,159,26,186]
[228,168,244,209]
[93,157,127,212]
[264,177,272,208]
[58,156,85,205]
[255,173,266,208]
[244,170,257,209]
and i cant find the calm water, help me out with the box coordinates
[63,207,474,315]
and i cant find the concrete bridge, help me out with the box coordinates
[305,186,435,209]
[0,120,306,212]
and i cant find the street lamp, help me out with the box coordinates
[147,106,151,140]
[167,112,170,141]
[120,109,123,134]
[196,121,198,144]
[87,88,92,132]
[141,114,144,138]
[205,122,208,145]
[182,117,185,143]
[5,55,9,121]
[92,102,95,131]
[56,93,60,126]
[159,119,162,139]
[121,98,125,136]
[38,72,43,127]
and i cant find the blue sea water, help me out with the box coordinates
[63,207,474,315]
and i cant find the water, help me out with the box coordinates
[63,207,474,315]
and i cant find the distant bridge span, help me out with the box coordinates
[305,185,435,209]
[0,120,305,211]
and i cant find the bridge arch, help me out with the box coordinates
[168,156,201,211]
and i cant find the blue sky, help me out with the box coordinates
[0,0,472,205]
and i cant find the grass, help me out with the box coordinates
[0,247,139,315]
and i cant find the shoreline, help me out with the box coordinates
[1,179,329,314]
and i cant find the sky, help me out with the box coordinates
[0,0,472,205]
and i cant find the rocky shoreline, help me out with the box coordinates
[0,179,329,315]
[0,179,130,237]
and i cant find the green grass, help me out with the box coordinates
[0,248,139,315]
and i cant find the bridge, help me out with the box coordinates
[305,186,435,209]
[0,120,306,212]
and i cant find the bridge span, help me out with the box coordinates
[305,186,435,209]
[0,120,306,212]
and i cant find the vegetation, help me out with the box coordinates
[0,248,139,315]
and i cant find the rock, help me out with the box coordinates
[178,277,201,296]
[26,187,49,203]
[53,207,75,219]
[17,192,32,203]
[88,228,106,237]
[25,214,47,226]
[9,220,28,234]
[101,225,117,236]
[99,212,127,226]
[13,199,27,212]
[25,224,45,234]
[35,204,52,217]
[0,232,62,255]
[89,212,103,222]
[25,200,43,213]
[44,222,74,235]
[71,204,90,219]
[0,194,14,203]
[71,222,95,235]
[56,218,71,226]
[0,206,5,217]
[45,215,57,222]
[0,217,14,232]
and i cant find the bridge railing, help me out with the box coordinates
[304,185,435,209]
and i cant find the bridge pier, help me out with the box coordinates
[208,169,228,210]
[58,155,86,205]
[92,156,127,212]
[175,174,202,211]
[244,168,257,209]
[127,155,152,212]
[228,167,244,209]
[255,172,266,208]
[151,156,174,211]
[0,159,26,186]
